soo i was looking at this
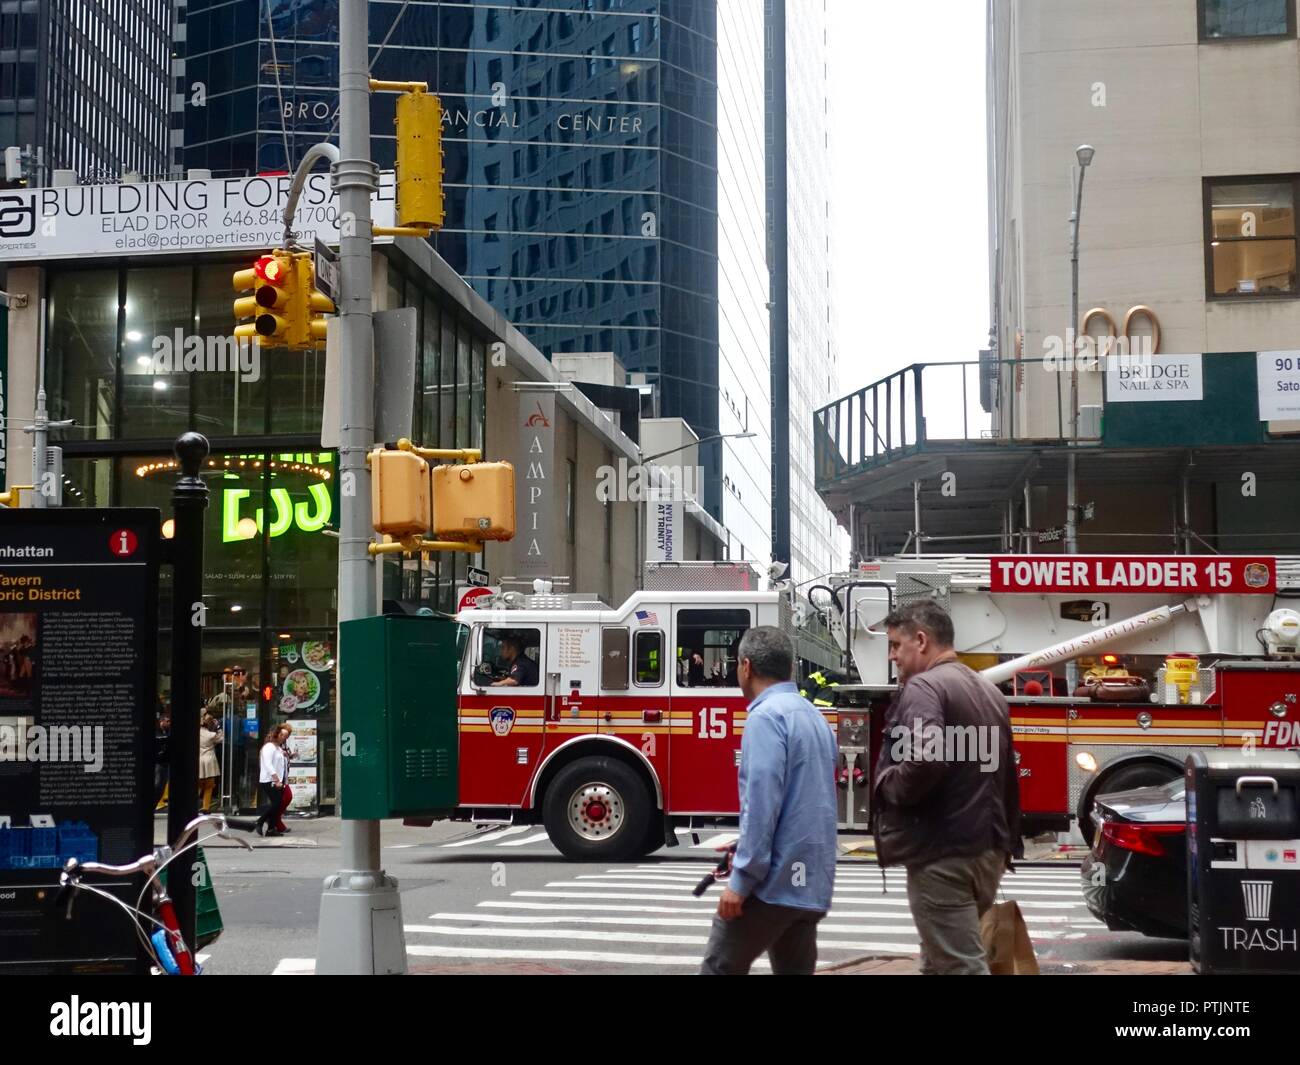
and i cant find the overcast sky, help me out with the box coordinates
[827,0,990,401]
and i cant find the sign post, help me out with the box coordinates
[0,508,160,973]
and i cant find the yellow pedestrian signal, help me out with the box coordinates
[232,250,333,350]
[370,447,430,538]
[394,88,444,231]
[431,462,515,542]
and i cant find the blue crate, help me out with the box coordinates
[0,827,28,870]
[57,822,98,865]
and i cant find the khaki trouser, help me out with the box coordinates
[905,848,1007,975]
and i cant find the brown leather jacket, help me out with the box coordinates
[871,653,1023,869]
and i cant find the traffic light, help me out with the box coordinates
[233,251,295,346]
[394,88,444,231]
[371,447,430,538]
[431,462,515,542]
[233,251,333,349]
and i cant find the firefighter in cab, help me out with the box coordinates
[490,633,539,687]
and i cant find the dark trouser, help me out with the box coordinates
[153,766,169,809]
[905,848,1006,975]
[256,782,283,833]
[699,896,826,975]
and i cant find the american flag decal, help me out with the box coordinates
[635,609,658,625]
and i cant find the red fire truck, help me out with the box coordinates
[426,556,1300,860]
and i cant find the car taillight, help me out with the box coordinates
[1099,820,1184,857]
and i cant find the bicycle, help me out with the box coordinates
[54,813,252,975]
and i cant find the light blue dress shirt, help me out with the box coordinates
[728,681,838,911]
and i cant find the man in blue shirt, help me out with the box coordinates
[699,626,839,975]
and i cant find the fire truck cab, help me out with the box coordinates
[452,565,820,861]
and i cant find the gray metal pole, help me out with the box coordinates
[316,0,407,975]
[1065,159,1087,556]
[32,297,47,508]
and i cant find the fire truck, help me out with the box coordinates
[424,555,1300,860]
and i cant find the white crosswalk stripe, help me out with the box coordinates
[440,827,746,851]
[276,863,1100,974]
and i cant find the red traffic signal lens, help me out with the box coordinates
[253,255,284,285]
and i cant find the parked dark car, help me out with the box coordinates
[1080,778,1187,939]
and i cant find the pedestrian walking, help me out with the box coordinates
[699,626,838,975]
[198,711,223,813]
[275,724,294,832]
[254,726,285,837]
[872,600,1023,975]
[153,711,171,812]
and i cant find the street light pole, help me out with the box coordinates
[642,431,756,465]
[316,0,406,975]
[1064,144,1094,557]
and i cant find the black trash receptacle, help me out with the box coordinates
[1187,749,1300,974]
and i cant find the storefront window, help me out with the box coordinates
[265,451,338,629]
[121,266,194,438]
[47,270,118,438]
[194,262,267,437]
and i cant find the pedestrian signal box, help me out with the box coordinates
[371,447,429,537]
[431,462,515,542]
[339,614,461,818]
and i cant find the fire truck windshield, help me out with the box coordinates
[477,627,541,688]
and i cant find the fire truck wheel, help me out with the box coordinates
[544,757,653,862]
[1077,760,1181,844]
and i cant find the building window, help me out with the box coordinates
[1205,176,1299,298]
[1199,0,1295,39]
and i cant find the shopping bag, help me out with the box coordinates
[980,899,1040,975]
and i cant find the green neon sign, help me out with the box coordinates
[222,483,333,541]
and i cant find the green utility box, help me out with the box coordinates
[160,846,222,949]
[340,614,462,818]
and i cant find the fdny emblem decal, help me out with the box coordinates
[490,707,516,737]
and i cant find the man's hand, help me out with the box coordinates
[716,887,745,921]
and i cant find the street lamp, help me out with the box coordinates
[1064,144,1095,556]
[642,431,756,464]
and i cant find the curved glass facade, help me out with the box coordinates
[182,0,733,520]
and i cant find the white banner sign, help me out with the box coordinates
[646,500,682,562]
[0,172,396,261]
[1257,350,1300,420]
[1105,354,1203,403]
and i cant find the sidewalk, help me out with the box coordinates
[819,956,1193,975]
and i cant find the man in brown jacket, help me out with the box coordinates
[872,600,1023,974]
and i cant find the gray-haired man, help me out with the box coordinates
[872,600,1022,974]
[699,626,839,975]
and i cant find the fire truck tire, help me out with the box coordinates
[1077,760,1181,844]
[543,757,653,862]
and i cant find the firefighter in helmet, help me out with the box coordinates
[799,668,842,708]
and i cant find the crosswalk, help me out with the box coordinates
[272,861,1100,974]
[437,825,741,851]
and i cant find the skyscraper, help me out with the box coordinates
[767,0,845,578]
[184,0,776,552]
[0,0,174,181]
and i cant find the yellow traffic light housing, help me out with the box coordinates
[370,447,430,538]
[232,251,333,350]
[431,462,516,542]
[394,88,445,231]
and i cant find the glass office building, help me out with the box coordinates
[767,0,845,579]
[181,0,775,551]
[0,0,173,180]
[40,250,488,810]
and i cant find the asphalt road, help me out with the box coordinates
[186,817,1189,975]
